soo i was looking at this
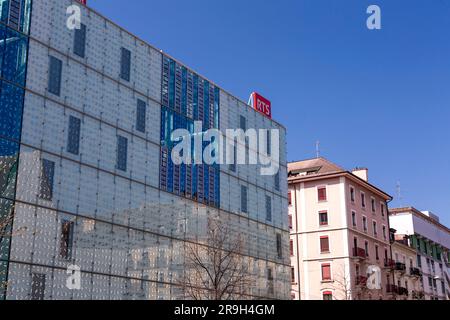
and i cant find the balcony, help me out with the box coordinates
[395,262,406,272]
[384,259,395,269]
[410,267,422,277]
[353,248,366,260]
[356,276,367,286]
[398,287,409,296]
[412,290,425,300]
[386,284,399,294]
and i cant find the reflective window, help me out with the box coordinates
[159,58,220,208]
[60,220,74,259]
[31,273,46,300]
[73,23,86,58]
[274,171,280,191]
[240,115,247,131]
[0,26,28,86]
[241,185,248,213]
[39,159,55,201]
[67,116,81,155]
[136,99,146,133]
[120,47,131,81]
[0,0,32,33]
[116,135,128,171]
[0,138,18,199]
[265,195,272,222]
[0,81,24,140]
[276,233,283,259]
[48,55,62,96]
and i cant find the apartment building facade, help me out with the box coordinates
[289,158,393,300]
[0,0,290,300]
[390,235,424,300]
[389,207,450,300]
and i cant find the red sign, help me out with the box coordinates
[77,0,87,5]
[249,92,272,119]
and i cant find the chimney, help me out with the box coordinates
[352,168,368,182]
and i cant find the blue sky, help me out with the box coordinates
[89,0,450,226]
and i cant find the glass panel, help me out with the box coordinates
[116,135,128,171]
[0,138,18,199]
[2,24,27,86]
[73,23,86,58]
[48,56,62,96]
[136,99,146,133]
[0,81,24,140]
[120,47,131,81]
[67,116,81,155]
[39,159,55,201]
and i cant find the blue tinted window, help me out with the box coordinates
[0,81,24,140]
[120,47,131,81]
[73,23,86,58]
[0,0,31,33]
[267,130,271,156]
[0,138,19,199]
[116,135,128,171]
[266,196,272,222]
[274,171,280,191]
[168,59,175,108]
[229,144,236,172]
[48,56,62,96]
[241,185,248,213]
[0,27,27,86]
[67,116,81,155]
[39,159,55,201]
[240,115,247,131]
[136,99,146,133]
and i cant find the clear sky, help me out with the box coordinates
[89,0,450,227]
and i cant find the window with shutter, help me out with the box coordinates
[320,236,330,253]
[318,187,327,201]
[321,264,331,281]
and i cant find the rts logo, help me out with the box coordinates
[249,92,272,119]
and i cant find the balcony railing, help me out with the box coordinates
[353,248,366,259]
[384,259,395,268]
[398,287,409,296]
[395,262,406,272]
[410,267,422,277]
[386,284,399,294]
[412,290,425,300]
[356,276,368,286]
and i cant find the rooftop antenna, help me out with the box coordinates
[316,141,320,159]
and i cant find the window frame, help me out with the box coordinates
[317,185,327,202]
[67,115,81,155]
[360,191,366,208]
[321,263,332,281]
[120,47,131,81]
[73,23,87,58]
[320,235,330,254]
[319,210,329,226]
[350,185,356,203]
[48,55,63,96]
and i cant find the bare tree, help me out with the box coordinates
[331,265,372,300]
[180,219,253,300]
[331,266,353,300]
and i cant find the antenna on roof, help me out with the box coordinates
[316,141,320,158]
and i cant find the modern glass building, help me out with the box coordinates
[0,0,289,300]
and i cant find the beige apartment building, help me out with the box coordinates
[289,158,393,300]
[390,235,425,300]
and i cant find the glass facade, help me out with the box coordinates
[0,0,290,300]
[0,0,31,300]
[160,57,220,208]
